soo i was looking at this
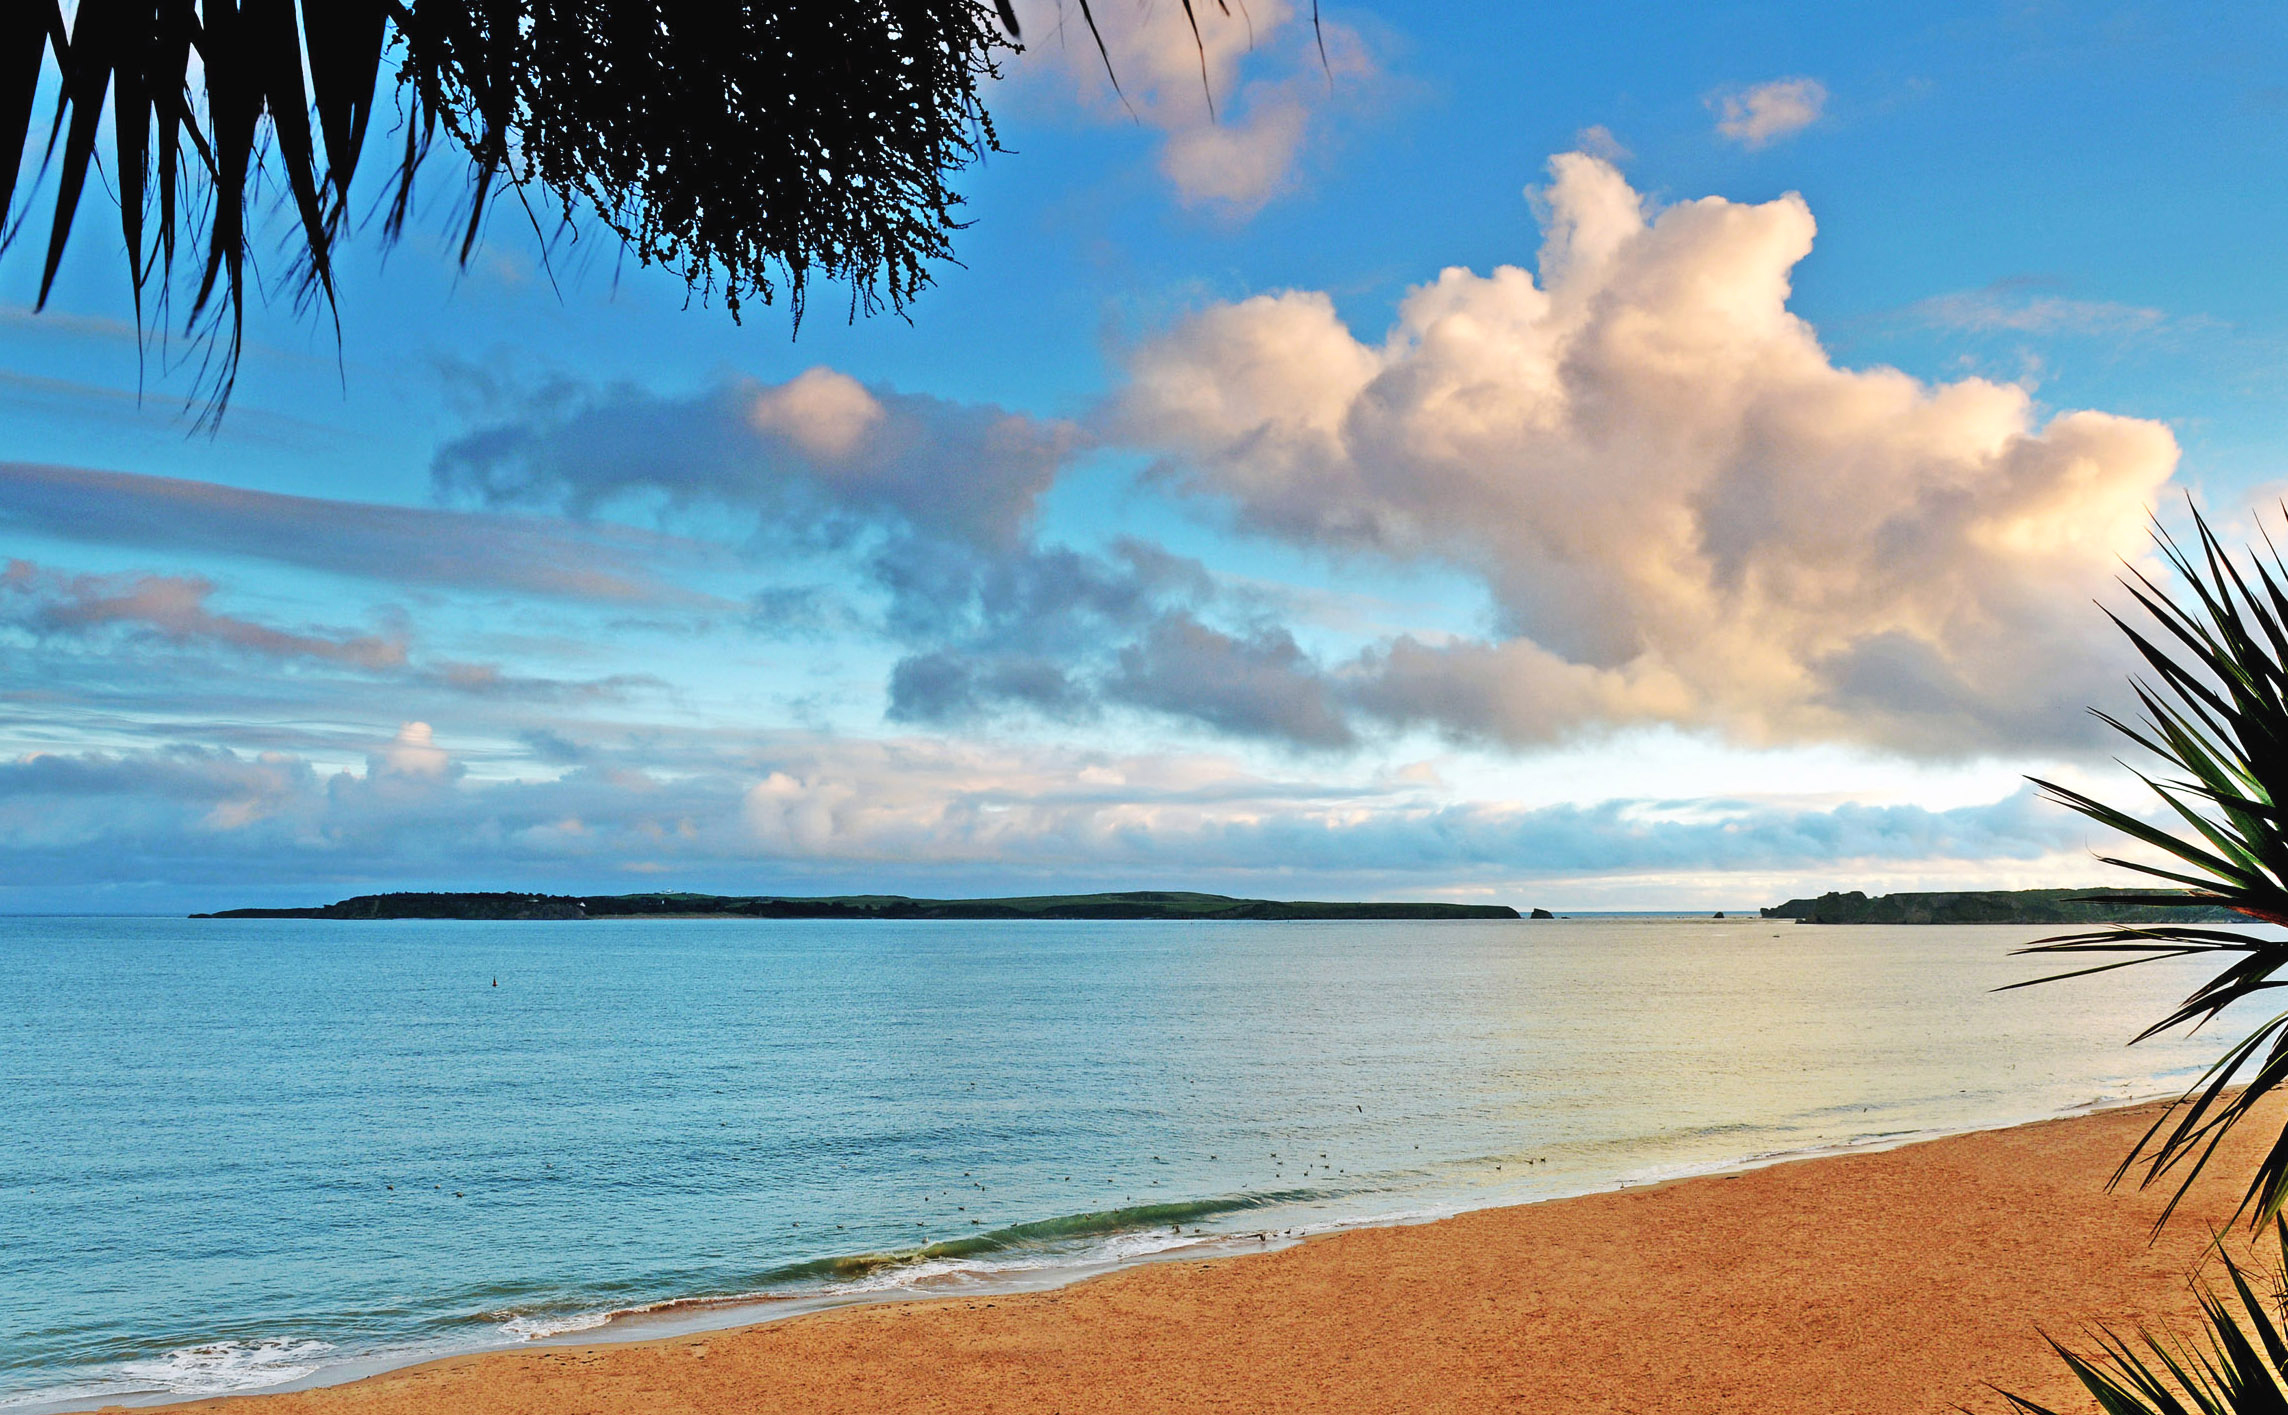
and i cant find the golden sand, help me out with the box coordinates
[136,1098,2278,1415]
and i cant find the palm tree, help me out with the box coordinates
[1991,505,2288,1409]
[2016,506,2288,1237]
[3,0,1269,420]
[1992,1220,2288,1414]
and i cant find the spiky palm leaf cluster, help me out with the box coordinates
[1993,1220,2288,1413]
[5,0,1030,419]
[2014,508,2288,1236]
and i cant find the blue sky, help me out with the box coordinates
[4,0,2285,912]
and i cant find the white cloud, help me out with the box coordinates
[1911,288,2171,336]
[746,367,887,459]
[1117,153,2180,754]
[435,372,1081,552]
[1573,124,1632,164]
[1011,0,1366,214]
[1711,78,1827,148]
[379,722,451,779]
[0,461,703,604]
[2,559,410,669]
[0,731,2092,910]
[1158,86,1313,212]
[1,556,664,715]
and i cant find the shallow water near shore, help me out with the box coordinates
[0,914,2242,1410]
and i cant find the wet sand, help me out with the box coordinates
[133,1098,2276,1415]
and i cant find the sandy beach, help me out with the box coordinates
[120,1096,2284,1415]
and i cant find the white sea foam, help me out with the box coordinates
[497,1310,617,1341]
[115,1338,336,1395]
[8,1087,2198,1414]
[820,1226,1216,1296]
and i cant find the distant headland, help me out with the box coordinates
[1762,888,2240,925]
[192,890,1521,922]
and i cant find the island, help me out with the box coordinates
[193,890,1520,921]
[1761,888,2241,925]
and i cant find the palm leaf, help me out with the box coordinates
[2017,504,2288,1233]
[0,5,66,238]
[11,0,1034,421]
[15,2,1336,424]
[1988,1220,2288,1413]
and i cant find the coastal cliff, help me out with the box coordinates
[1762,888,2240,925]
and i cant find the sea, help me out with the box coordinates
[0,913,2246,1410]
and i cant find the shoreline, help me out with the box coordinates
[66,1089,2266,1415]
[21,1099,2121,1411]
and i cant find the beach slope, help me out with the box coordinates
[138,1098,2274,1415]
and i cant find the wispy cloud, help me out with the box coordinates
[1573,124,1631,163]
[1710,77,1827,148]
[2,560,409,670]
[1010,0,1371,216]
[0,462,717,605]
[434,367,1082,552]
[439,370,1295,739]
[0,555,667,733]
[1910,286,2173,336]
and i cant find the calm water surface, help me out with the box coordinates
[0,915,2240,1408]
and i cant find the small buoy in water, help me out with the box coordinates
[491,978,498,987]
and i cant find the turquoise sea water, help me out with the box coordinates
[0,914,2240,1409]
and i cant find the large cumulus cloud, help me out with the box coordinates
[1117,153,2180,752]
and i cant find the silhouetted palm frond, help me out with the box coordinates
[6,0,1024,421]
[2013,505,2288,1233]
[1989,1219,2288,1414]
[7,1,1327,425]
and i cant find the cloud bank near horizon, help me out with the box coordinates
[0,725,2099,910]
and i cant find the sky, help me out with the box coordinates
[4,0,2286,913]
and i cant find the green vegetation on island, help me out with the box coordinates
[193,890,1519,922]
[1761,888,2239,925]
